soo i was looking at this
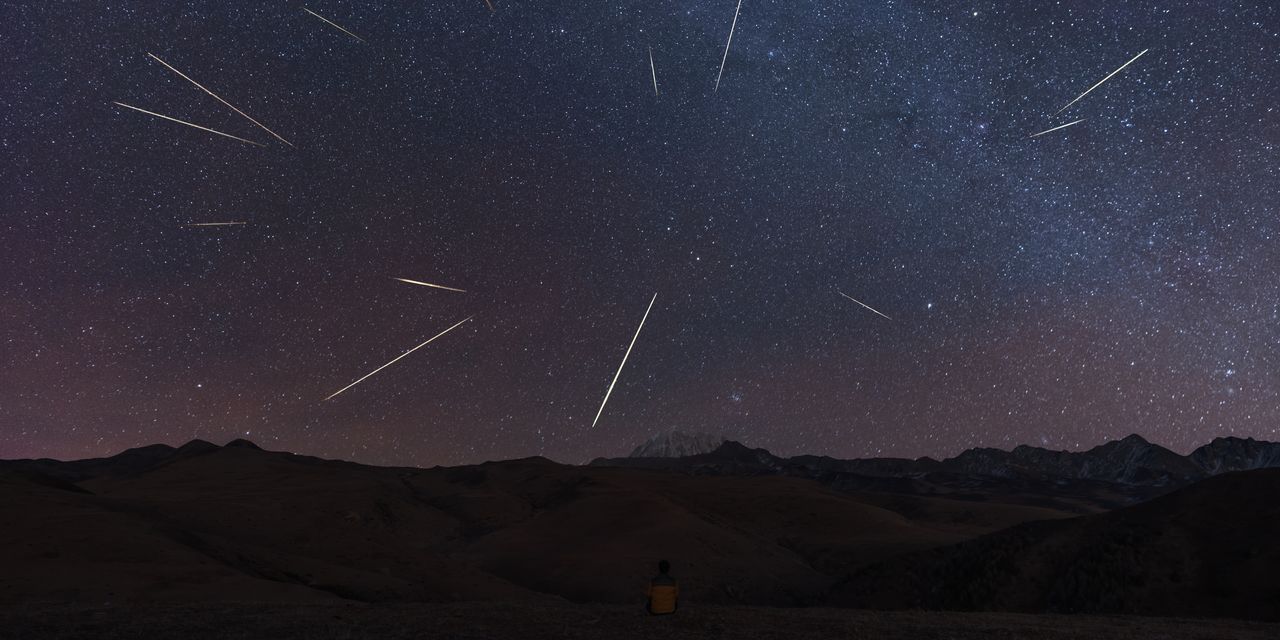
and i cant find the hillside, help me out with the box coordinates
[831,468,1280,621]
[0,441,1069,607]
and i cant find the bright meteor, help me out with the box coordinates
[324,316,473,401]
[186,221,247,227]
[714,0,743,92]
[302,7,365,43]
[1030,118,1086,138]
[649,47,659,97]
[1055,49,1149,115]
[838,291,892,321]
[591,293,657,428]
[112,102,265,147]
[392,277,466,293]
[147,53,293,147]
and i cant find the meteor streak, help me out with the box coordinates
[1029,118,1086,138]
[591,293,657,428]
[392,277,466,293]
[838,291,892,321]
[111,102,265,147]
[649,47,659,97]
[1055,49,1149,115]
[482,0,495,13]
[714,0,743,92]
[186,221,247,226]
[302,7,365,43]
[147,53,293,147]
[324,316,473,401]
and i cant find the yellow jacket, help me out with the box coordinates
[647,575,679,615]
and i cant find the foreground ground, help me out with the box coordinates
[2,602,1276,640]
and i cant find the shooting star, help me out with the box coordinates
[649,47,659,97]
[1055,49,1149,115]
[185,221,247,227]
[324,316,473,401]
[112,102,265,147]
[1029,118,1085,138]
[482,0,495,13]
[147,53,292,147]
[591,292,658,428]
[714,0,743,92]
[302,7,365,43]
[392,277,466,293]
[838,291,892,321]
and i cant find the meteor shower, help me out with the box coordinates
[3,2,1278,638]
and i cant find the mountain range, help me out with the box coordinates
[4,433,1280,622]
[616,431,1280,483]
[595,432,1280,513]
[627,431,727,458]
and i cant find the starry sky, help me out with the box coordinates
[2,1,1278,467]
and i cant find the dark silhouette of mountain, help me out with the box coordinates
[2,442,188,483]
[628,430,727,458]
[831,468,1280,621]
[594,437,1206,512]
[597,434,1280,501]
[1188,436,1280,474]
[0,439,1070,607]
[599,441,786,476]
[942,435,1204,485]
[5,436,1280,622]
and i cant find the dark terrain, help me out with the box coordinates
[834,468,1280,620]
[4,434,1280,637]
[4,602,1277,640]
[2,438,1070,606]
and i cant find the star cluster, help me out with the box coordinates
[2,1,1278,466]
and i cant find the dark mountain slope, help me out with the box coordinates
[1189,437,1280,474]
[2,439,225,485]
[1,441,1071,607]
[605,434,1280,488]
[595,440,1170,513]
[831,468,1280,621]
[943,435,1203,485]
[628,431,727,458]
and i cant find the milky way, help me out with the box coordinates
[2,2,1278,466]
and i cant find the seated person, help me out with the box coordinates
[646,559,679,615]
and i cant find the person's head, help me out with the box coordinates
[658,559,670,575]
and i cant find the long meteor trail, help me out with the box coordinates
[392,277,466,293]
[838,291,892,321]
[324,316,473,401]
[714,0,743,92]
[147,53,292,147]
[1055,49,1149,115]
[186,221,248,226]
[649,47,659,96]
[591,293,657,428]
[1030,118,1086,138]
[302,7,365,42]
[112,102,265,146]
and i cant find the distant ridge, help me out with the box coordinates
[5,433,1280,620]
[628,430,727,458]
[0,438,244,483]
[598,433,1280,492]
[1188,436,1280,474]
[9,434,1279,488]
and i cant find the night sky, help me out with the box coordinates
[3,2,1278,467]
